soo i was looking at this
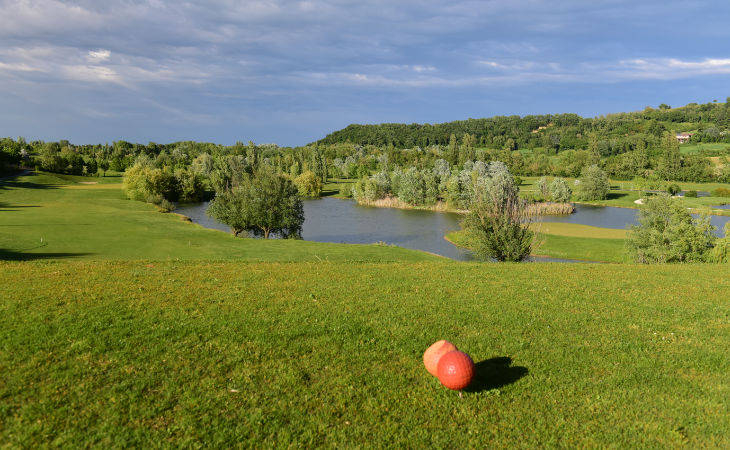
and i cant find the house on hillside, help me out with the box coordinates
[676,132,693,144]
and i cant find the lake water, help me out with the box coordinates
[178,197,472,260]
[177,198,729,261]
[542,204,728,237]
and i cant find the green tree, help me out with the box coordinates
[462,171,534,262]
[657,131,681,181]
[709,223,730,263]
[206,167,303,239]
[446,134,458,166]
[549,178,572,203]
[627,196,716,263]
[576,165,609,201]
[293,170,323,198]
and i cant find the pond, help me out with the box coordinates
[541,204,728,237]
[176,198,729,261]
[178,197,472,260]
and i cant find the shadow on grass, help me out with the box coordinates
[0,204,42,211]
[0,171,61,190]
[464,356,528,393]
[606,192,629,200]
[0,248,93,261]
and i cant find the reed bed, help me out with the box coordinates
[526,201,575,215]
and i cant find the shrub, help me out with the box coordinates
[709,224,730,263]
[684,190,698,198]
[576,165,609,201]
[666,183,681,196]
[711,187,730,197]
[549,178,573,203]
[627,195,716,263]
[339,183,353,198]
[463,171,535,262]
[513,176,522,186]
[294,171,323,198]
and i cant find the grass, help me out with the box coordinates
[1,261,728,447]
[678,142,730,155]
[322,177,355,198]
[446,222,629,263]
[519,176,730,215]
[0,172,438,262]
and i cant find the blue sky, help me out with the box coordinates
[1,0,730,147]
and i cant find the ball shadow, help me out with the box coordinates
[463,356,528,393]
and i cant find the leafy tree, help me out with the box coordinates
[549,178,572,203]
[294,170,323,198]
[657,131,682,181]
[666,183,681,196]
[174,168,205,202]
[397,167,425,205]
[627,195,716,263]
[462,171,534,261]
[709,224,730,263]
[206,167,303,239]
[576,165,610,200]
[536,176,549,200]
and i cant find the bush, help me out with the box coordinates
[294,171,323,198]
[666,183,681,196]
[709,224,730,263]
[627,195,716,263]
[576,165,609,201]
[339,183,353,198]
[711,187,730,197]
[549,178,573,203]
[684,190,698,198]
[463,171,535,262]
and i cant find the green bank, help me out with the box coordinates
[0,172,437,262]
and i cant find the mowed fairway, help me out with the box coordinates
[0,173,438,262]
[1,261,729,447]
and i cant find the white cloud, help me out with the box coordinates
[87,49,111,62]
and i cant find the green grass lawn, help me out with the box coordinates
[679,142,730,155]
[520,176,730,215]
[0,172,437,262]
[1,261,728,447]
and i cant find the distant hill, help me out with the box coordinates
[314,100,730,152]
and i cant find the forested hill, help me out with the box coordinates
[314,100,730,150]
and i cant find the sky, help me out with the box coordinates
[1,0,730,147]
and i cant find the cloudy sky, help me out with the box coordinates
[2,0,730,146]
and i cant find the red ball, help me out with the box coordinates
[437,350,475,390]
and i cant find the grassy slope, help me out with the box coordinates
[1,261,728,447]
[0,172,438,262]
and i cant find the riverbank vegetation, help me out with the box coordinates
[2,260,729,447]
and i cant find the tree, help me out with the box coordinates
[462,171,535,261]
[294,170,323,198]
[576,165,609,200]
[627,195,715,263]
[536,176,549,200]
[206,167,303,239]
[709,223,730,263]
[657,131,681,181]
[549,178,572,203]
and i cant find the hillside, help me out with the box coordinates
[315,100,730,152]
